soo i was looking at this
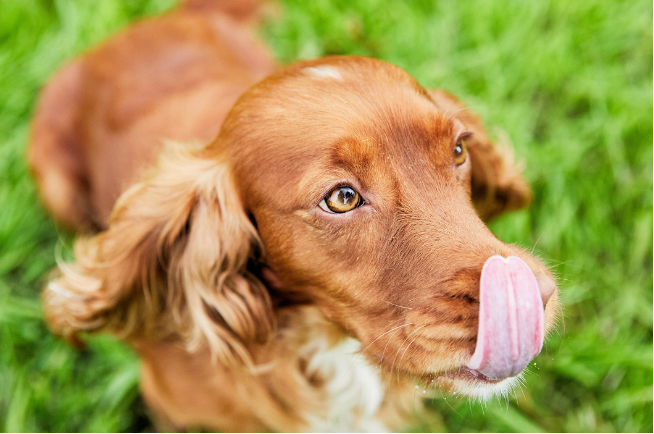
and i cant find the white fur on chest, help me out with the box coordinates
[302,337,387,432]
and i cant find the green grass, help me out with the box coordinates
[0,0,651,431]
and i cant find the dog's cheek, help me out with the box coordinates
[461,163,473,199]
[309,218,389,282]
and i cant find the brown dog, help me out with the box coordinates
[30,0,559,431]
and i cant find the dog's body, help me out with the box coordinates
[30,1,560,431]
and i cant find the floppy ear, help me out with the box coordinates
[43,144,273,368]
[428,89,532,221]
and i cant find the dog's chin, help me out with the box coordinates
[375,355,525,402]
[431,367,524,401]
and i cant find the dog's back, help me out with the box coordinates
[28,0,274,231]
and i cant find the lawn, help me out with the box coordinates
[0,0,651,431]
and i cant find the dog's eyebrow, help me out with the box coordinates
[329,136,379,176]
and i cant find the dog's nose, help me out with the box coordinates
[535,272,556,307]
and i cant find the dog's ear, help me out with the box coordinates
[428,89,531,221]
[43,144,273,368]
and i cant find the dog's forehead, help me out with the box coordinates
[283,60,461,166]
[223,57,462,205]
[261,59,457,149]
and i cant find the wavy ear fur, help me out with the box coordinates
[429,89,532,220]
[43,144,273,367]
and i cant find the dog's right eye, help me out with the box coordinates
[454,138,468,165]
[319,186,363,213]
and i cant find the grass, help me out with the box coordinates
[0,0,651,431]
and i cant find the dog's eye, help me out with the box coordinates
[454,138,468,165]
[319,186,363,213]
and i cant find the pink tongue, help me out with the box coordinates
[466,256,544,380]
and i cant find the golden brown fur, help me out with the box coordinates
[30,1,559,431]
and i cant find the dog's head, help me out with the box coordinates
[45,56,559,398]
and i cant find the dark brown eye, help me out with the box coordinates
[319,186,363,213]
[454,138,468,165]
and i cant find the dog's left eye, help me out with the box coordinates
[319,186,363,213]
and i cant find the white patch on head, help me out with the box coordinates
[303,65,343,80]
[302,337,387,432]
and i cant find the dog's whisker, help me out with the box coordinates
[343,322,414,379]
[444,105,472,122]
[381,300,413,309]
[530,232,544,254]
[546,260,574,270]
[394,325,427,384]
[387,324,425,385]
[438,387,462,417]
[379,322,407,368]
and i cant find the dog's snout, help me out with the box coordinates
[535,272,556,307]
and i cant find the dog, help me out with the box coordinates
[29,0,560,431]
